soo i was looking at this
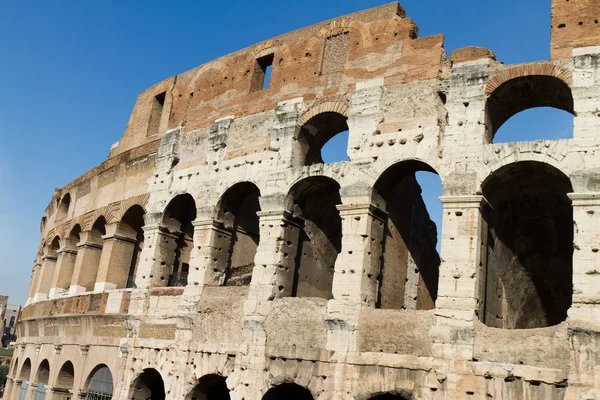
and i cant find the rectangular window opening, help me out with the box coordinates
[251,53,274,92]
[146,91,166,137]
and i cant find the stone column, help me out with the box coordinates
[33,246,58,302]
[4,377,15,400]
[568,193,600,322]
[435,196,487,325]
[49,239,78,298]
[325,203,386,353]
[134,223,178,290]
[245,205,301,315]
[68,231,103,295]
[94,223,137,291]
[431,195,487,361]
[27,263,41,305]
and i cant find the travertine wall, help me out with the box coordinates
[7,1,600,399]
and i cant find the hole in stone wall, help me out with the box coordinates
[163,194,197,287]
[217,182,261,286]
[130,368,165,400]
[186,374,230,400]
[486,75,574,143]
[480,161,573,329]
[289,176,342,299]
[297,112,349,165]
[121,205,146,289]
[251,53,274,92]
[147,91,166,137]
[373,161,441,310]
[262,383,314,400]
[493,107,573,143]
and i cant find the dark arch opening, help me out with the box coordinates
[297,112,349,165]
[369,394,410,400]
[57,194,71,220]
[121,205,146,288]
[480,161,573,329]
[217,183,261,286]
[163,194,197,287]
[35,360,50,385]
[131,368,165,400]
[288,176,342,299]
[55,361,75,392]
[85,365,113,400]
[486,75,574,142]
[19,359,31,381]
[372,161,441,310]
[262,383,314,400]
[186,374,230,400]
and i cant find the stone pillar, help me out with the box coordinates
[10,380,23,400]
[325,203,386,353]
[27,263,41,305]
[4,377,15,400]
[245,206,301,315]
[68,231,103,295]
[94,223,137,291]
[435,196,487,325]
[134,223,178,290]
[49,239,78,298]
[431,195,487,361]
[568,193,600,322]
[33,247,58,302]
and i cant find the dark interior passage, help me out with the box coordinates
[289,176,342,299]
[262,383,314,400]
[187,374,230,400]
[481,161,573,329]
[372,161,441,310]
[131,368,165,400]
[297,112,349,165]
[217,182,261,286]
[163,194,197,287]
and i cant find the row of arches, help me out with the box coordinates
[10,358,112,400]
[32,158,576,329]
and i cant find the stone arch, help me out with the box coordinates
[372,160,441,310]
[19,358,31,381]
[56,193,71,221]
[163,193,197,287]
[479,161,573,329]
[130,368,165,400]
[35,359,50,385]
[286,175,342,299]
[83,364,113,400]
[51,225,82,296]
[11,357,19,379]
[296,107,350,166]
[185,374,230,400]
[485,64,574,140]
[53,361,74,399]
[118,204,146,288]
[215,182,261,286]
[262,382,314,400]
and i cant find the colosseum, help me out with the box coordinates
[5,1,600,399]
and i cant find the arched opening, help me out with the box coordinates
[368,394,410,400]
[84,365,113,400]
[297,112,349,165]
[54,362,74,400]
[69,217,105,294]
[288,176,342,299]
[186,374,230,400]
[56,194,71,220]
[163,194,197,287]
[216,183,261,286]
[372,161,441,310]
[19,359,30,382]
[480,161,573,329]
[262,383,314,400]
[121,205,146,288]
[493,107,573,143]
[486,75,574,143]
[130,368,165,400]
[53,226,81,296]
[33,359,50,400]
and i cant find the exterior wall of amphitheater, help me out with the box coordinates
[6,1,600,399]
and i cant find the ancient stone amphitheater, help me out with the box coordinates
[6,1,600,399]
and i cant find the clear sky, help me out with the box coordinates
[0,0,572,306]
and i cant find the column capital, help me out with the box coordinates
[568,192,600,206]
[336,203,387,221]
[439,195,488,208]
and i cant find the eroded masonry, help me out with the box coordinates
[6,1,600,399]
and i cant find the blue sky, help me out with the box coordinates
[0,0,572,306]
